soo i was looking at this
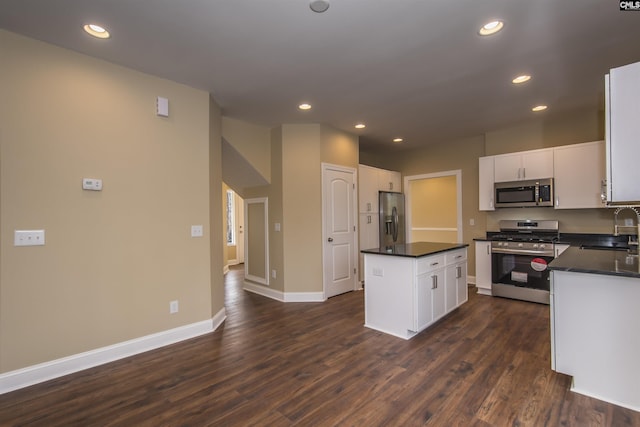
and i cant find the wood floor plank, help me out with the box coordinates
[1,267,638,426]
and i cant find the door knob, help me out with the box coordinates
[328,237,333,242]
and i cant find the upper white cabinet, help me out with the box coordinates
[378,169,401,192]
[358,165,380,213]
[553,141,606,209]
[358,164,401,213]
[478,156,495,211]
[606,61,640,204]
[493,148,554,183]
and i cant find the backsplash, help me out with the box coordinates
[486,207,614,234]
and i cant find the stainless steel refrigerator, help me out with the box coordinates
[379,191,405,247]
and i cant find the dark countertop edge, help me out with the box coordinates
[361,242,468,258]
[549,247,640,279]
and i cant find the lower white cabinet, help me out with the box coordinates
[364,247,468,340]
[475,241,492,295]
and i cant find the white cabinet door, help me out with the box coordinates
[415,273,433,331]
[494,152,523,182]
[456,262,468,306]
[554,141,606,209]
[358,165,379,213]
[522,149,554,180]
[475,241,492,295]
[431,268,446,322]
[494,149,553,182]
[378,170,401,192]
[607,61,640,203]
[479,156,495,211]
[445,264,458,313]
[358,213,379,282]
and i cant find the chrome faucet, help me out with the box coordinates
[613,206,640,255]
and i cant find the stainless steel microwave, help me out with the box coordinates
[494,178,554,208]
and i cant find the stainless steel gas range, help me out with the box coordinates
[490,220,559,304]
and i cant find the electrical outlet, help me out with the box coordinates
[373,267,384,277]
[191,225,203,237]
[14,230,45,246]
[271,269,277,279]
[169,300,179,314]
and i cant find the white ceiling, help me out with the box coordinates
[1,0,639,154]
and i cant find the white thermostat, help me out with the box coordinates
[82,178,103,191]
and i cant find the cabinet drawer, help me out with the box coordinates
[445,248,467,264]
[417,254,446,275]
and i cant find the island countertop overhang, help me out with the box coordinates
[361,242,469,258]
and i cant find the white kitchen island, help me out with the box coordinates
[362,242,468,340]
[549,247,640,411]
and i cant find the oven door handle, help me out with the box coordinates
[491,247,554,256]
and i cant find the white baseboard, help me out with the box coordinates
[243,281,325,302]
[223,265,230,275]
[0,308,226,395]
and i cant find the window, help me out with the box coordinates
[226,190,236,245]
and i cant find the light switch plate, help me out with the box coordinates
[15,230,45,246]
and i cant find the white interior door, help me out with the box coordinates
[236,194,245,264]
[322,164,357,299]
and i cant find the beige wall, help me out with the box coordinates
[221,117,271,182]
[0,30,221,372]
[485,108,603,155]
[320,125,359,168]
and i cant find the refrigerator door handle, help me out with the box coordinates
[392,206,399,242]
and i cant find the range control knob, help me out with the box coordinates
[540,244,546,249]
[518,243,524,248]
[533,243,539,249]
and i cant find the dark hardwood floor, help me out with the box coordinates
[1,265,638,426]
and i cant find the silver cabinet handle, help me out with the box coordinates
[432,275,438,289]
[456,266,462,279]
[523,167,526,179]
[366,202,371,212]
[487,245,490,255]
[430,262,439,266]
[328,237,333,242]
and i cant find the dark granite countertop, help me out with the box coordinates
[361,242,468,258]
[549,246,640,279]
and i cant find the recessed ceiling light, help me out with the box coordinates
[298,103,312,110]
[310,0,330,13]
[532,105,548,112]
[512,75,531,84]
[479,20,504,36]
[83,24,110,39]
[393,138,404,143]
[355,123,366,129]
